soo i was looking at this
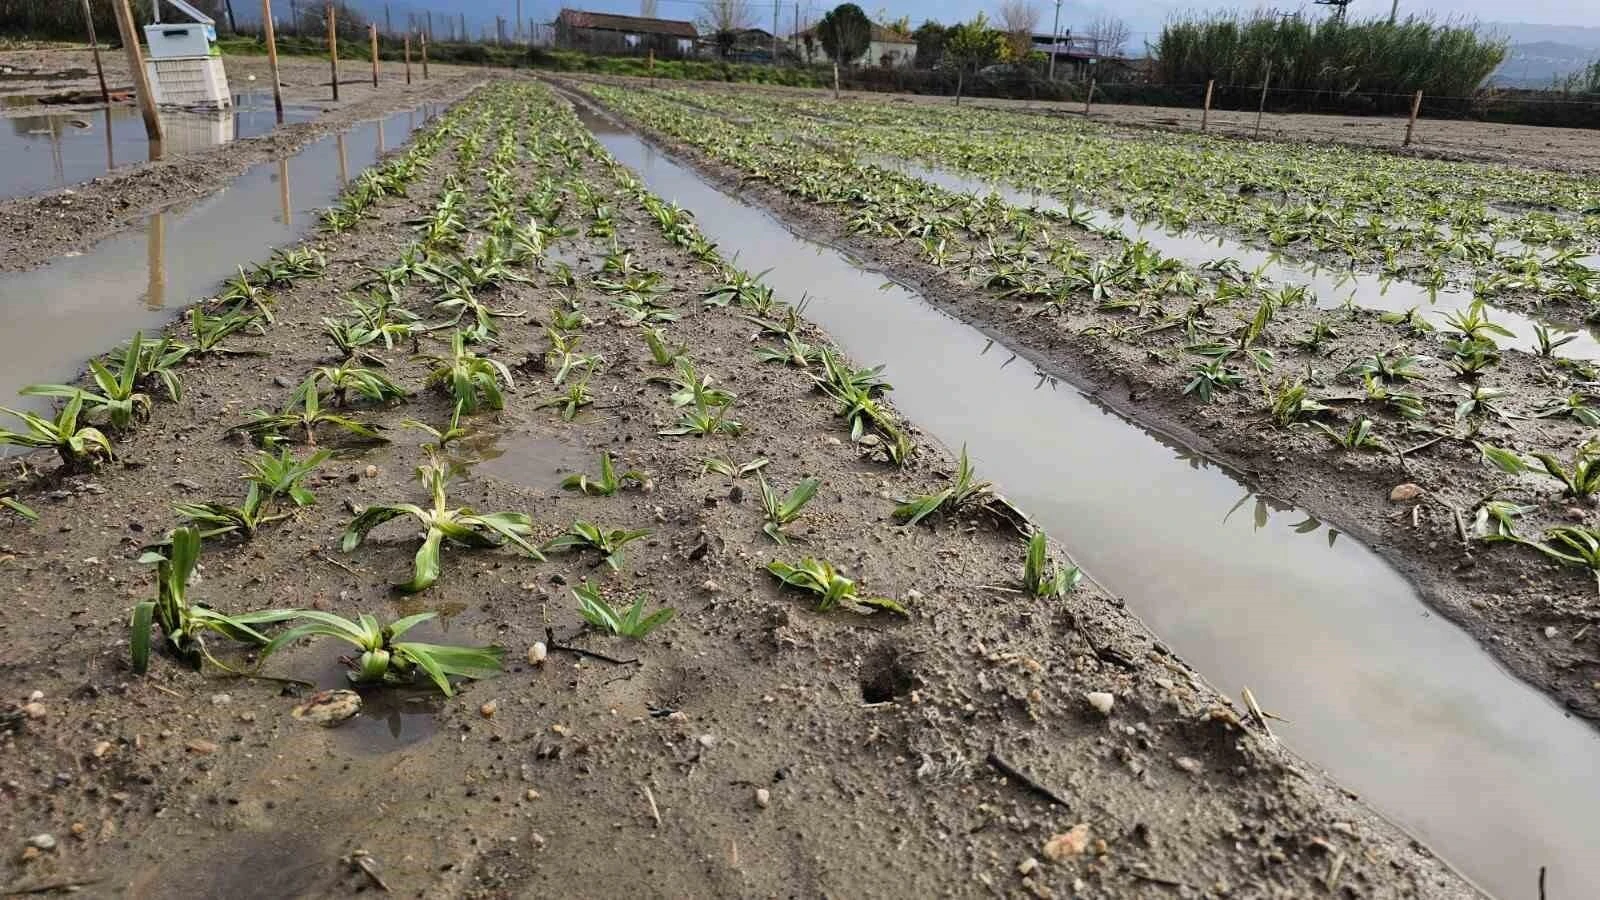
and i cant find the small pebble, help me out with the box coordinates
[26,834,56,852]
[525,789,541,801]
[210,693,232,706]
[1174,756,1202,774]
[1042,824,1090,861]
[527,642,548,665]
[21,702,46,719]
[480,701,498,719]
[1085,692,1115,716]
[1544,626,1559,639]
[186,740,219,755]
[1017,857,1039,876]
[1388,483,1423,502]
[702,579,721,594]
[364,465,379,479]
[754,787,771,808]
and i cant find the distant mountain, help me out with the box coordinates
[1491,40,1597,89]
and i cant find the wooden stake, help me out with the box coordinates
[1403,89,1423,147]
[327,3,339,101]
[421,31,429,80]
[111,0,163,148]
[403,33,411,84]
[1201,78,1214,132]
[648,48,654,81]
[1254,61,1272,139]
[1083,77,1095,116]
[369,23,379,87]
[260,0,284,122]
[832,61,839,100]
[80,0,110,104]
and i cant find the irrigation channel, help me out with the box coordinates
[871,156,1600,363]
[575,102,1599,899]
[0,90,323,201]
[0,104,437,413]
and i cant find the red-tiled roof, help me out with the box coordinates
[557,9,698,39]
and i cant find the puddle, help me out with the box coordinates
[0,90,322,200]
[465,427,594,490]
[874,156,1600,362]
[591,122,1600,899]
[0,108,434,415]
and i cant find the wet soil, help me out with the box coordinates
[562,79,1600,754]
[0,53,486,271]
[0,81,1475,897]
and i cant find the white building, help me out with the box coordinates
[794,22,917,68]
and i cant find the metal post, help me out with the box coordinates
[369,23,379,87]
[327,2,339,101]
[1254,61,1272,139]
[404,32,412,84]
[1046,0,1062,81]
[111,0,163,149]
[1403,89,1423,147]
[261,0,284,122]
[80,0,111,104]
[1201,78,1213,131]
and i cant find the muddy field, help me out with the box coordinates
[0,51,484,271]
[0,80,1481,898]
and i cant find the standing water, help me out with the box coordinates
[0,108,433,411]
[0,91,322,201]
[585,111,1598,899]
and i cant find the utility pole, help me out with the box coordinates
[112,0,163,148]
[516,0,523,41]
[772,0,779,64]
[261,0,284,122]
[79,0,110,104]
[224,0,237,32]
[384,4,391,36]
[289,0,299,35]
[1046,0,1062,81]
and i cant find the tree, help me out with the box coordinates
[1086,15,1130,58]
[912,20,947,69]
[944,13,1006,103]
[700,0,753,57]
[817,3,872,67]
[994,0,1038,61]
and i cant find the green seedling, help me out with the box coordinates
[1475,441,1529,475]
[1,496,38,522]
[1532,442,1600,499]
[1023,531,1082,598]
[766,557,906,615]
[424,331,514,414]
[661,398,744,437]
[1183,358,1244,402]
[574,580,675,639]
[229,389,387,448]
[218,266,275,322]
[1534,324,1577,358]
[0,392,114,470]
[1269,379,1328,427]
[1312,418,1382,451]
[756,333,824,368]
[537,375,595,421]
[562,452,645,496]
[542,521,650,571]
[174,483,291,540]
[1344,350,1428,384]
[399,402,470,452]
[342,460,543,593]
[298,365,408,407]
[895,446,992,526]
[1473,499,1532,542]
[757,474,819,544]
[641,327,688,367]
[130,526,300,674]
[1532,394,1600,426]
[1526,526,1600,595]
[259,611,502,696]
[23,331,154,431]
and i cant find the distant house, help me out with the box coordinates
[554,9,698,57]
[1030,33,1138,81]
[793,22,917,68]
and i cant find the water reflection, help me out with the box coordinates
[144,213,165,310]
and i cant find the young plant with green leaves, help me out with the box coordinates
[757,474,819,544]
[542,521,650,571]
[895,446,992,526]
[424,331,514,414]
[0,393,114,470]
[298,365,409,407]
[661,397,745,437]
[1312,417,1383,451]
[1526,526,1600,595]
[574,580,675,639]
[702,456,771,479]
[562,452,646,496]
[229,389,387,447]
[765,558,906,615]
[537,374,595,422]
[641,327,687,367]
[399,401,470,453]
[130,526,300,674]
[342,460,543,593]
[23,332,156,431]
[259,611,503,696]
[1022,531,1082,598]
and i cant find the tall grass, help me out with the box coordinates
[1153,15,1506,98]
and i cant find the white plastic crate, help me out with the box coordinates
[145,56,232,110]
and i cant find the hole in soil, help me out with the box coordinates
[859,648,915,703]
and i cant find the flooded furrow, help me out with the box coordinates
[873,156,1600,361]
[0,90,323,201]
[0,107,433,412]
[587,114,1599,899]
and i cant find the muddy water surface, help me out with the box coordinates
[0,108,432,413]
[591,117,1600,899]
[0,90,322,200]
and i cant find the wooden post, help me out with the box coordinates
[327,3,339,101]
[421,31,429,80]
[369,23,379,87]
[261,0,284,122]
[1083,77,1095,116]
[1403,89,1423,147]
[648,48,655,82]
[404,33,412,84]
[832,61,840,100]
[80,0,111,104]
[1201,78,1214,132]
[111,0,163,148]
[1254,61,1272,139]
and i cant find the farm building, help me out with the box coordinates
[793,22,917,68]
[553,9,698,58]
